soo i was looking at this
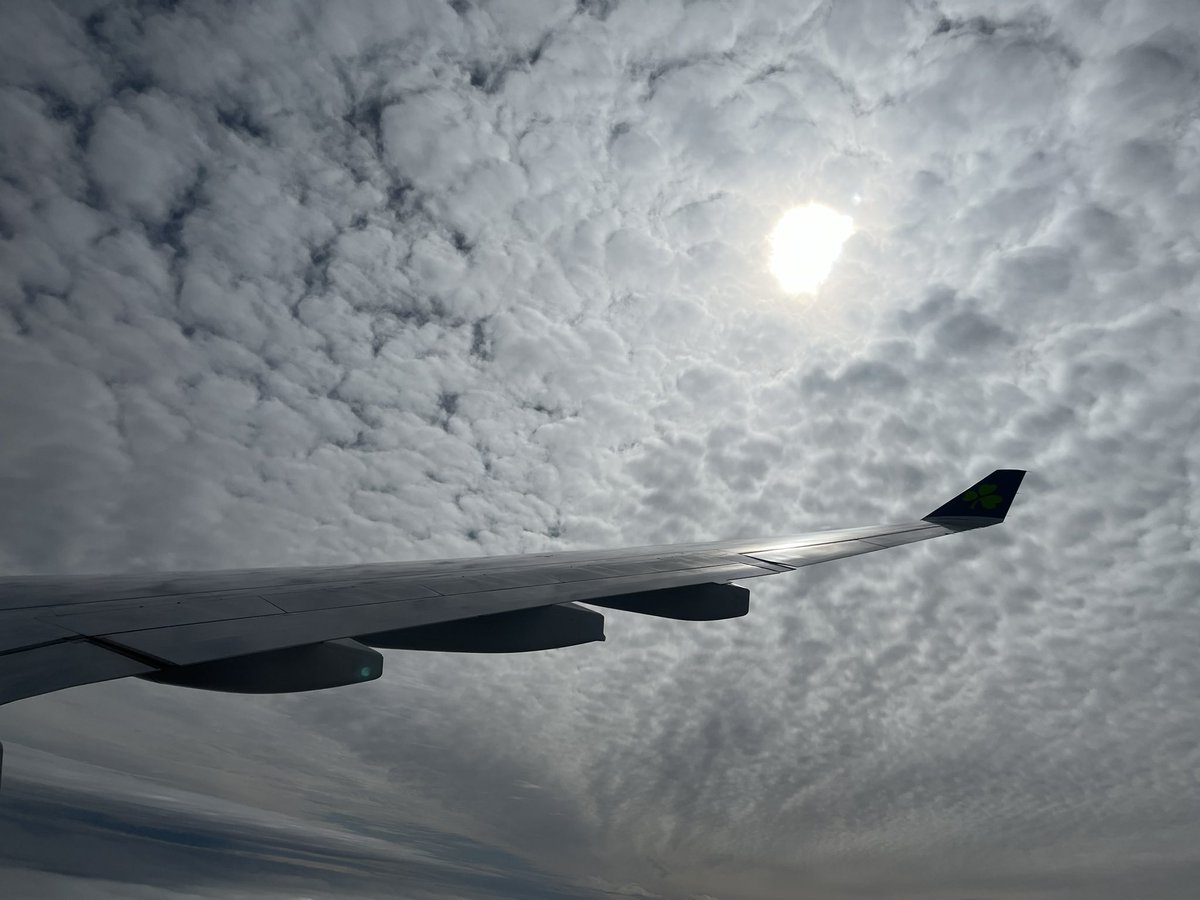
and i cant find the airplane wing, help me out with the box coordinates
[0,470,1025,710]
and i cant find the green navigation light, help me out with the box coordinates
[359,666,372,679]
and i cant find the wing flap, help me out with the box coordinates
[266,580,439,613]
[41,595,285,636]
[0,640,155,706]
[0,616,77,654]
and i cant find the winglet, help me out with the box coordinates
[923,469,1026,531]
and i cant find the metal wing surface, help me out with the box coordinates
[0,470,1025,709]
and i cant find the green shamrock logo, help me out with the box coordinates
[961,483,1002,510]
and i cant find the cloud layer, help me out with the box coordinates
[2,1,1200,897]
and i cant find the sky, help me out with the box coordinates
[1,0,1199,897]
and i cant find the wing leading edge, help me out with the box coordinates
[0,470,1026,710]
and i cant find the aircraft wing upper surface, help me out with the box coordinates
[0,470,1025,709]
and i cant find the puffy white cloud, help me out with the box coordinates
[2,1,1200,898]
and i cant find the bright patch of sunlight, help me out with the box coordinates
[768,203,855,294]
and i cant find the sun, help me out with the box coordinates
[768,203,855,294]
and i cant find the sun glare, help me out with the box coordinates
[769,203,855,294]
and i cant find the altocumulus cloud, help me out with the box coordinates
[2,1,1200,898]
